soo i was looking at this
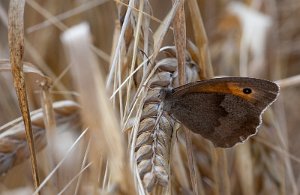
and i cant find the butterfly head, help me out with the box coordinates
[159,88,174,101]
[159,88,175,112]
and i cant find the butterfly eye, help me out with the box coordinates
[243,88,252,94]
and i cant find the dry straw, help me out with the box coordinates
[1,0,300,195]
[8,0,40,189]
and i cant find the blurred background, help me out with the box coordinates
[0,0,300,194]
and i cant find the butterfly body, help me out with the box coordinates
[160,77,279,148]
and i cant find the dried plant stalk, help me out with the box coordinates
[173,2,201,195]
[61,23,135,194]
[135,47,199,192]
[0,1,297,194]
[187,0,214,79]
[8,0,40,188]
[117,2,200,192]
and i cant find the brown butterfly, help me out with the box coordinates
[160,77,279,148]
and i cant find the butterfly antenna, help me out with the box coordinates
[139,48,153,66]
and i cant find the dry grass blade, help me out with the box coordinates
[106,0,136,88]
[235,143,255,195]
[26,0,67,32]
[61,23,135,194]
[0,60,47,79]
[187,0,214,79]
[26,0,110,34]
[276,75,300,89]
[25,0,110,68]
[33,128,88,195]
[152,0,181,68]
[173,0,186,85]
[40,81,56,140]
[57,161,93,195]
[173,1,200,195]
[39,79,58,190]
[1,1,300,194]
[8,0,40,189]
[122,0,146,131]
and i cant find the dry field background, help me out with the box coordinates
[0,0,300,194]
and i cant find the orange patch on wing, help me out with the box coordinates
[226,83,256,102]
[176,81,257,103]
[184,82,231,94]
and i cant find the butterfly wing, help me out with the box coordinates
[163,77,279,148]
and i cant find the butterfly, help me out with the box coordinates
[160,77,279,148]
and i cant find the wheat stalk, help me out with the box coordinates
[1,1,299,194]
